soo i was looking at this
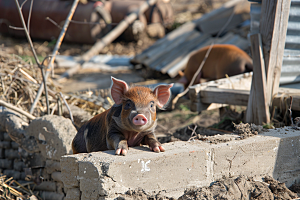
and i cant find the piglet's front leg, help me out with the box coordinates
[107,131,128,156]
[143,133,165,153]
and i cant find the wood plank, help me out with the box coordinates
[200,87,249,106]
[189,72,252,112]
[245,33,270,124]
[193,87,300,112]
[259,0,291,104]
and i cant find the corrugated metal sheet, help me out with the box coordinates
[249,0,300,85]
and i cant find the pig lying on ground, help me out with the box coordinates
[179,44,253,88]
[72,77,173,156]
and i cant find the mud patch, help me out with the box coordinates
[115,176,299,200]
[179,176,299,200]
[165,122,266,145]
[233,122,267,139]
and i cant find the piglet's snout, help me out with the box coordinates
[132,114,148,126]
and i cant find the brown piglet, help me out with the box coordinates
[72,77,173,156]
[178,44,253,88]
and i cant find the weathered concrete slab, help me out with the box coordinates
[26,115,77,161]
[60,127,300,199]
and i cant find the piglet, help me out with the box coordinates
[72,77,173,155]
[179,44,253,88]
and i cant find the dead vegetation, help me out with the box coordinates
[0,51,108,119]
[0,175,39,200]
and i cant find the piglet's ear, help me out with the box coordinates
[153,84,174,108]
[111,77,129,104]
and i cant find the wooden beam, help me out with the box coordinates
[197,87,300,112]
[189,72,252,112]
[259,0,291,104]
[245,33,270,124]
[200,87,249,106]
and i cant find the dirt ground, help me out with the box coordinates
[116,176,300,200]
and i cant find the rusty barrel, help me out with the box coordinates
[0,0,173,43]
[0,0,111,44]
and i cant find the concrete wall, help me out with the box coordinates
[0,110,77,200]
[1,108,300,200]
[61,128,300,199]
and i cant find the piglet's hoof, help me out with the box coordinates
[115,148,128,156]
[150,146,165,153]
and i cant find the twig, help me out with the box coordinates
[50,103,57,115]
[20,0,28,10]
[225,74,235,90]
[30,0,79,114]
[59,92,74,125]
[27,0,34,35]
[289,96,294,127]
[0,73,40,86]
[8,26,25,30]
[45,17,63,30]
[13,0,50,115]
[13,0,40,69]
[56,94,62,116]
[187,125,197,142]
[172,7,236,109]
[81,0,158,61]
[18,68,38,84]
[0,100,36,120]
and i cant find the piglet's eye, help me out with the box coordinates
[124,100,132,109]
[150,101,154,107]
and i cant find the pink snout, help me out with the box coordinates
[132,114,148,126]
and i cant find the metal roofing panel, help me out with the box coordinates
[249,0,300,84]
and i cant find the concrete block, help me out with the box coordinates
[26,115,77,161]
[3,132,12,141]
[60,127,300,199]
[212,135,280,180]
[60,156,79,188]
[0,132,4,141]
[0,148,4,159]
[65,188,80,200]
[39,191,64,200]
[62,142,210,199]
[34,181,56,192]
[45,160,61,174]
[265,128,300,187]
[0,159,13,169]
[11,141,19,149]
[3,169,20,180]
[19,172,26,180]
[14,160,27,171]
[5,149,19,159]
[56,181,64,194]
[0,141,11,148]
[51,172,62,182]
